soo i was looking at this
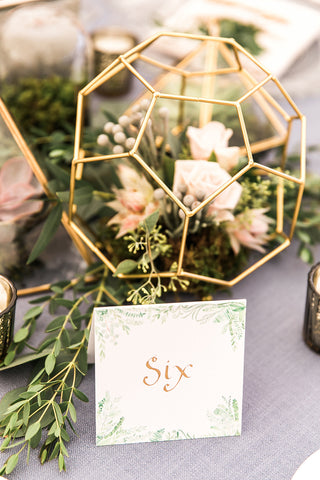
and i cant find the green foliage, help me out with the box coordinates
[199,19,264,56]
[218,19,263,56]
[1,75,79,138]
[0,264,127,474]
[27,203,63,264]
[236,175,272,211]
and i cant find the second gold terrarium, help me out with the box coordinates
[68,32,305,288]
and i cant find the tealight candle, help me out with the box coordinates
[303,263,320,353]
[92,28,136,96]
[0,275,17,361]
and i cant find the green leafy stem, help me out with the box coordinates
[0,263,124,475]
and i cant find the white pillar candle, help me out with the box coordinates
[0,276,12,313]
[313,265,320,294]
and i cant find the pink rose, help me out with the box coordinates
[173,160,242,218]
[187,121,240,171]
[226,208,272,254]
[0,156,43,223]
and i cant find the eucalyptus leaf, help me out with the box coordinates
[5,453,19,474]
[0,388,25,421]
[113,259,138,276]
[13,327,29,343]
[144,210,159,233]
[45,353,56,376]
[27,203,63,264]
[25,421,41,442]
[23,306,43,321]
[0,349,52,371]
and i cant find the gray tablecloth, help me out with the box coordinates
[2,232,320,480]
[1,1,320,478]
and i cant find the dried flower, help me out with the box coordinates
[107,165,158,238]
[187,121,240,171]
[173,160,242,219]
[0,156,43,223]
[226,208,272,254]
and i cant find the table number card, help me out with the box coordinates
[94,300,246,446]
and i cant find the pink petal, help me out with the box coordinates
[0,183,37,210]
[0,157,33,192]
[0,199,43,222]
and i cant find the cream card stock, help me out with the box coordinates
[94,300,246,445]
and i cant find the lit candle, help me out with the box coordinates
[0,275,12,313]
[92,28,136,96]
[303,263,320,353]
[0,275,17,361]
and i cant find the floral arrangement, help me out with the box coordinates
[91,100,277,298]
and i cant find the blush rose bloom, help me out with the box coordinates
[173,160,242,221]
[187,121,240,171]
[0,156,43,223]
[226,208,273,255]
[107,164,158,238]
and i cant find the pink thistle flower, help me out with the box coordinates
[107,165,158,238]
[226,208,273,255]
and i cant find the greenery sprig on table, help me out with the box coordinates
[0,211,183,475]
[0,263,126,475]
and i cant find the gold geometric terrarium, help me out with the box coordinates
[68,32,306,288]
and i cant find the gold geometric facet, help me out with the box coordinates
[0,97,94,269]
[68,32,306,287]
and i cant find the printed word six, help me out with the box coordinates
[143,356,193,392]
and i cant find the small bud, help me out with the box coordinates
[178,184,188,195]
[113,145,125,154]
[158,106,169,119]
[114,131,126,144]
[195,189,206,201]
[97,134,110,147]
[103,121,114,134]
[130,112,142,124]
[118,115,131,127]
[131,104,141,113]
[112,124,123,134]
[125,137,136,150]
[178,209,186,219]
[191,201,201,210]
[183,194,195,207]
[140,98,150,110]
[154,188,165,200]
[140,118,152,128]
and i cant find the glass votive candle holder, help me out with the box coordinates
[91,28,137,96]
[303,262,320,353]
[0,275,17,362]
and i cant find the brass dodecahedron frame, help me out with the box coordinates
[68,32,306,287]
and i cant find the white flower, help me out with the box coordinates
[173,160,242,219]
[187,121,240,171]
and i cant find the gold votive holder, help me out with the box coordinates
[303,262,320,353]
[0,275,17,362]
[92,28,136,96]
